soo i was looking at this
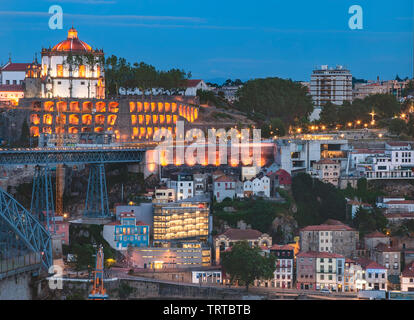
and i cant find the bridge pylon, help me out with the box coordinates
[83,163,110,218]
[30,166,56,233]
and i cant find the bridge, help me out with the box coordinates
[0,146,145,165]
[0,146,145,221]
[0,146,145,286]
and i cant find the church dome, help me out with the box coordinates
[51,27,93,53]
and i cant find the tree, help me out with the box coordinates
[220,241,276,291]
[291,173,347,226]
[235,78,313,126]
[319,102,338,127]
[269,117,286,137]
[388,118,407,135]
[352,207,387,238]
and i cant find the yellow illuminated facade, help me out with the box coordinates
[153,200,210,245]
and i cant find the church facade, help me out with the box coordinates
[39,27,105,99]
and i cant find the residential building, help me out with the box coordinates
[361,142,414,180]
[309,159,340,187]
[401,261,414,292]
[0,60,31,85]
[193,173,209,196]
[315,252,345,291]
[299,219,359,258]
[309,65,352,121]
[270,244,294,289]
[296,251,317,290]
[357,258,388,291]
[251,173,271,197]
[214,228,272,264]
[364,231,390,251]
[213,175,237,202]
[241,166,260,181]
[113,212,149,249]
[168,172,194,201]
[153,187,176,203]
[184,79,210,96]
[372,243,401,276]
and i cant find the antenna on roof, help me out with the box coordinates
[8,52,11,63]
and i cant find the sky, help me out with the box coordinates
[0,0,412,83]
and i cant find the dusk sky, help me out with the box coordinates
[0,0,412,83]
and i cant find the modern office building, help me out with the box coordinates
[153,196,210,246]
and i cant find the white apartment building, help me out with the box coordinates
[309,65,352,121]
[0,61,29,85]
[360,142,414,180]
[167,173,194,201]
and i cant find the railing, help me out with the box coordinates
[0,253,41,278]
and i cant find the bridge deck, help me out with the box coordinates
[0,147,145,165]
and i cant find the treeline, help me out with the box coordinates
[319,94,402,127]
[234,77,313,127]
[104,55,191,96]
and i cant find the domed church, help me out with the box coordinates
[40,27,105,99]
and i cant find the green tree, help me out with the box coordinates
[352,207,387,238]
[220,241,276,291]
[291,173,346,226]
[388,118,407,135]
[319,102,338,127]
[235,78,313,126]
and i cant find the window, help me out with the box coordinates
[79,65,86,77]
[57,64,63,77]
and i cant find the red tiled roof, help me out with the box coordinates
[1,63,31,72]
[215,175,236,183]
[300,220,355,232]
[386,200,414,205]
[402,262,414,277]
[356,258,387,270]
[375,243,400,252]
[296,251,344,259]
[351,149,384,154]
[0,84,24,92]
[185,79,203,88]
[270,244,294,251]
[315,159,337,165]
[106,221,121,226]
[365,231,387,238]
[218,228,263,240]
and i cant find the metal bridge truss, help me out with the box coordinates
[0,188,52,270]
[84,164,110,218]
[31,166,56,234]
[0,147,144,166]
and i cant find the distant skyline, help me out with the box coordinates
[0,0,412,82]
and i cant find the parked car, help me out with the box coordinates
[320,288,331,294]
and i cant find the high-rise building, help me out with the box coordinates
[309,65,352,121]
